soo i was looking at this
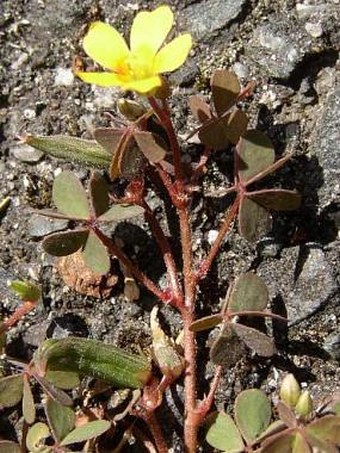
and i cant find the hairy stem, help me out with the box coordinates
[141,200,183,307]
[197,196,240,280]
[93,227,168,303]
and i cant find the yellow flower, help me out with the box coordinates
[76,5,192,94]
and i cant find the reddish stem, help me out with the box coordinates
[196,366,223,424]
[141,199,183,308]
[0,300,37,335]
[92,227,169,304]
[197,196,240,280]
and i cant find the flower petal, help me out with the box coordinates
[83,22,129,70]
[154,34,192,73]
[76,71,123,87]
[130,5,173,55]
[122,76,163,94]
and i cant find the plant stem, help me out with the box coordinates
[197,196,240,280]
[141,200,183,307]
[0,300,37,335]
[148,97,183,181]
[93,227,168,304]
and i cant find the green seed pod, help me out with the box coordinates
[280,374,301,408]
[295,390,313,417]
[34,337,151,389]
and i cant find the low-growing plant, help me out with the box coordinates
[1,4,338,453]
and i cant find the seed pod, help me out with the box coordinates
[295,390,313,417]
[280,374,301,408]
[34,337,151,389]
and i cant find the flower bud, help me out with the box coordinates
[117,99,147,121]
[280,374,301,407]
[295,390,313,417]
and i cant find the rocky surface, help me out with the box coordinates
[0,0,339,450]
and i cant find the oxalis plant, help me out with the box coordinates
[3,4,338,453]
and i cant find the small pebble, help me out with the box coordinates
[54,67,74,86]
[11,144,44,163]
[305,22,323,38]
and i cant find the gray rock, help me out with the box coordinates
[182,0,247,41]
[11,144,44,163]
[311,88,340,208]
[286,246,337,325]
[28,214,69,238]
[247,21,306,79]
[323,332,340,361]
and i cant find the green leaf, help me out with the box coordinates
[24,134,111,167]
[0,374,23,408]
[33,373,73,407]
[306,415,340,444]
[210,324,246,367]
[238,130,275,182]
[98,204,144,222]
[238,196,270,243]
[292,432,312,453]
[89,171,110,218]
[23,375,36,424]
[233,323,276,357]
[234,389,272,443]
[60,420,111,446]
[45,398,75,443]
[52,171,90,219]
[205,411,244,452]
[9,280,41,302]
[82,231,110,275]
[211,69,241,116]
[26,422,50,453]
[224,109,248,145]
[0,441,21,453]
[228,272,268,313]
[248,189,301,211]
[35,337,152,389]
[133,131,167,163]
[42,229,89,256]
[45,370,80,390]
[189,314,223,332]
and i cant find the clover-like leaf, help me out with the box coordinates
[228,272,268,313]
[52,171,90,219]
[0,442,21,453]
[9,280,41,302]
[89,171,109,218]
[235,389,272,443]
[0,374,23,408]
[205,411,244,452]
[82,231,110,275]
[261,432,296,453]
[26,422,51,453]
[238,130,275,183]
[238,196,270,243]
[248,189,301,211]
[133,131,167,163]
[306,415,340,444]
[233,323,276,357]
[23,375,36,424]
[199,109,248,150]
[188,95,211,122]
[23,134,112,168]
[210,324,246,367]
[211,69,241,116]
[42,229,89,256]
[190,314,223,332]
[98,204,144,222]
[45,370,80,390]
[60,420,111,446]
[33,373,73,407]
[45,398,75,443]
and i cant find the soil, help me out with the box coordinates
[0,0,339,451]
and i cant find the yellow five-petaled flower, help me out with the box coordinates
[76,5,192,95]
